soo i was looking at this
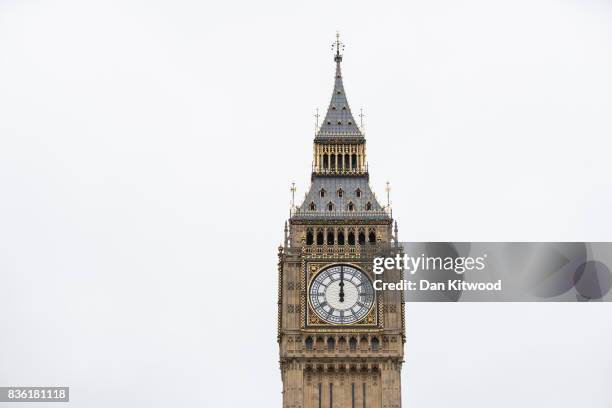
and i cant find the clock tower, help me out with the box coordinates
[277,35,405,408]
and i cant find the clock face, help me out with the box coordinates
[309,265,375,325]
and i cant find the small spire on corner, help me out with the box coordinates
[290,182,296,208]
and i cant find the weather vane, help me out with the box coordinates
[314,108,320,130]
[385,181,391,207]
[331,31,345,59]
[359,108,365,128]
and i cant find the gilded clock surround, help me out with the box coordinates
[303,261,382,329]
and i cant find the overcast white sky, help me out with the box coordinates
[1,0,611,407]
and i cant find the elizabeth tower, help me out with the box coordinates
[277,35,405,408]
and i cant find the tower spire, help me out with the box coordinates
[316,32,362,139]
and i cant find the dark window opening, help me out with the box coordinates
[337,188,343,198]
[323,154,329,169]
[349,337,357,351]
[327,231,334,245]
[337,231,345,245]
[305,336,313,351]
[371,337,379,351]
[309,202,316,211]
[316,230,324,245]
[358,231,366,245]
[330,154,336,170]
[365,202,372,211]
[368,231,376,244]
[355,188,361,197]
[348,202,354,211]
[352,154,357,169]
[348,231,355,246]
[320,188,326,198]
[306,230,314,245]
[327,202,334,211]
[327,337,335,351]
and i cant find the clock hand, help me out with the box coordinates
[339,266,345,302]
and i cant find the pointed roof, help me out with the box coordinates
[292,177,389,221]
[316,36,363,140]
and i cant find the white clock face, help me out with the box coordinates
[309,265,375,324]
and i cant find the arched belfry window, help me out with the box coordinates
[330,154,336,169]
[306,229,314,245]
[327,230,334,245]
[348,231,355,246]
[327,202,334,212]
[337,230,345,245]
[309,202,316,211]
[305,337,313,351]
[316,229,324,245]
[355,188,362,198]
[368,231,376,244]
[365,202,372,211]
[337,188,343,198]
[358,231,366,245]
[351,154,357,169]
[327,337,335,351]
[323,154,329,169]
[320,188,326,198]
